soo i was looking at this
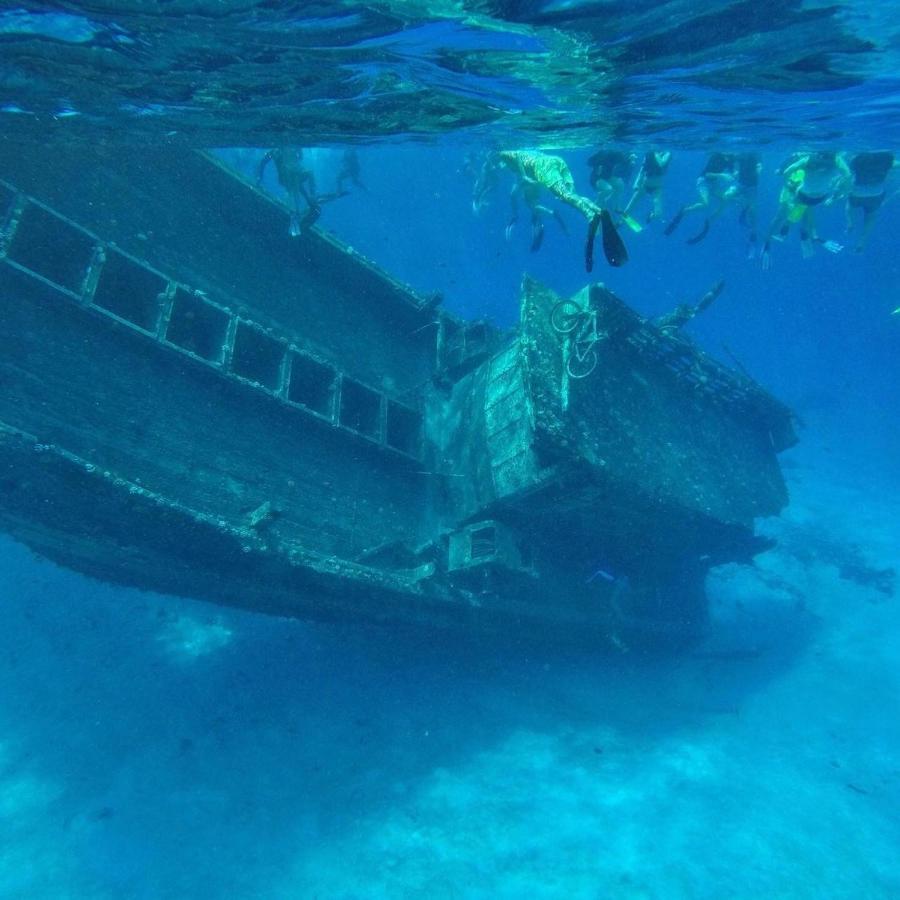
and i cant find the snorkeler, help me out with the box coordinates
[472,151,568,251]
[733,152,762,256]
[472,151,502,215]
[843,151,896,252]
[506,164,569,253]
[335,148,366,194]
[665,153,738,243]
[623,151,672,224]
[760,151,851,270]
[665,152,762,251]
[497,150,628,270]
[257,146,319,237]
[587,149,639,230]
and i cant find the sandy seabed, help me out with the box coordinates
[1,429,897,899]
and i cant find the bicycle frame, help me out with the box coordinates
[550,299,603,379]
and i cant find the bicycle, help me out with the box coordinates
[550,299,604,378]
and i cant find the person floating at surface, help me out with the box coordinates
[497,150,628,270]
[665,152,762,252]
[734,152,762,257]
[505,157,569,253]
[760,151,851,270]
[472,151,502,214]
[335,148,366,194]
[587,149,640,231]
[474,149,567,254]
[257,146,319,237]
[664,152,738,243]
[623,150,672,224]
[843,150,896,252]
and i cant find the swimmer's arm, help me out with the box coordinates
[781,154,809,176]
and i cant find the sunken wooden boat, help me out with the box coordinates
[0,142,796,646]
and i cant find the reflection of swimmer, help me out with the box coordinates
[623,151,672,223]
[257,147,318,236]
[843,151,896,252]
[761,151,851,270]
[497,150,628,270]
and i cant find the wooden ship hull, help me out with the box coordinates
[0,142,796,645]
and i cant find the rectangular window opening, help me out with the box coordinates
[93,250,167,331]
[339,378,381,439]
[231,322,285,391]
[165,289,230,362]
[386,401,421,457]
[470,525,496,560]
[288,354,335,417]
[6,203,95,293]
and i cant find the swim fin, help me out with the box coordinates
[619,213,643,233]
[600,209,628,267]
[664,207,685,236]
[686,219,710,245]
[585,214,601,272]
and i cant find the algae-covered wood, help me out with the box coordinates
[0,143,797,644]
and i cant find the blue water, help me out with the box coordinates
[2,4,900,898]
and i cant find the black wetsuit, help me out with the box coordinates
[848,151,894,211]
[850,151,894,187]
[588,150,632,190]
[643,152,669,179]
[702,152,736,177]
[736,153,760,188]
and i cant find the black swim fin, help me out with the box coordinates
[664,207,685,236]
[686,219,710,245]
[585,214,601,272]
[586,210,628,271]
[600,209,628,267]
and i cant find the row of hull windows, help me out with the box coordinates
[2,193,423,460]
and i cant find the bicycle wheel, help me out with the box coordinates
[567,348,598,379]
[550,299,582,334]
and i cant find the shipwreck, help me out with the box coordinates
[0,143,796,645]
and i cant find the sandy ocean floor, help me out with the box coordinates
[1,426,898,899]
